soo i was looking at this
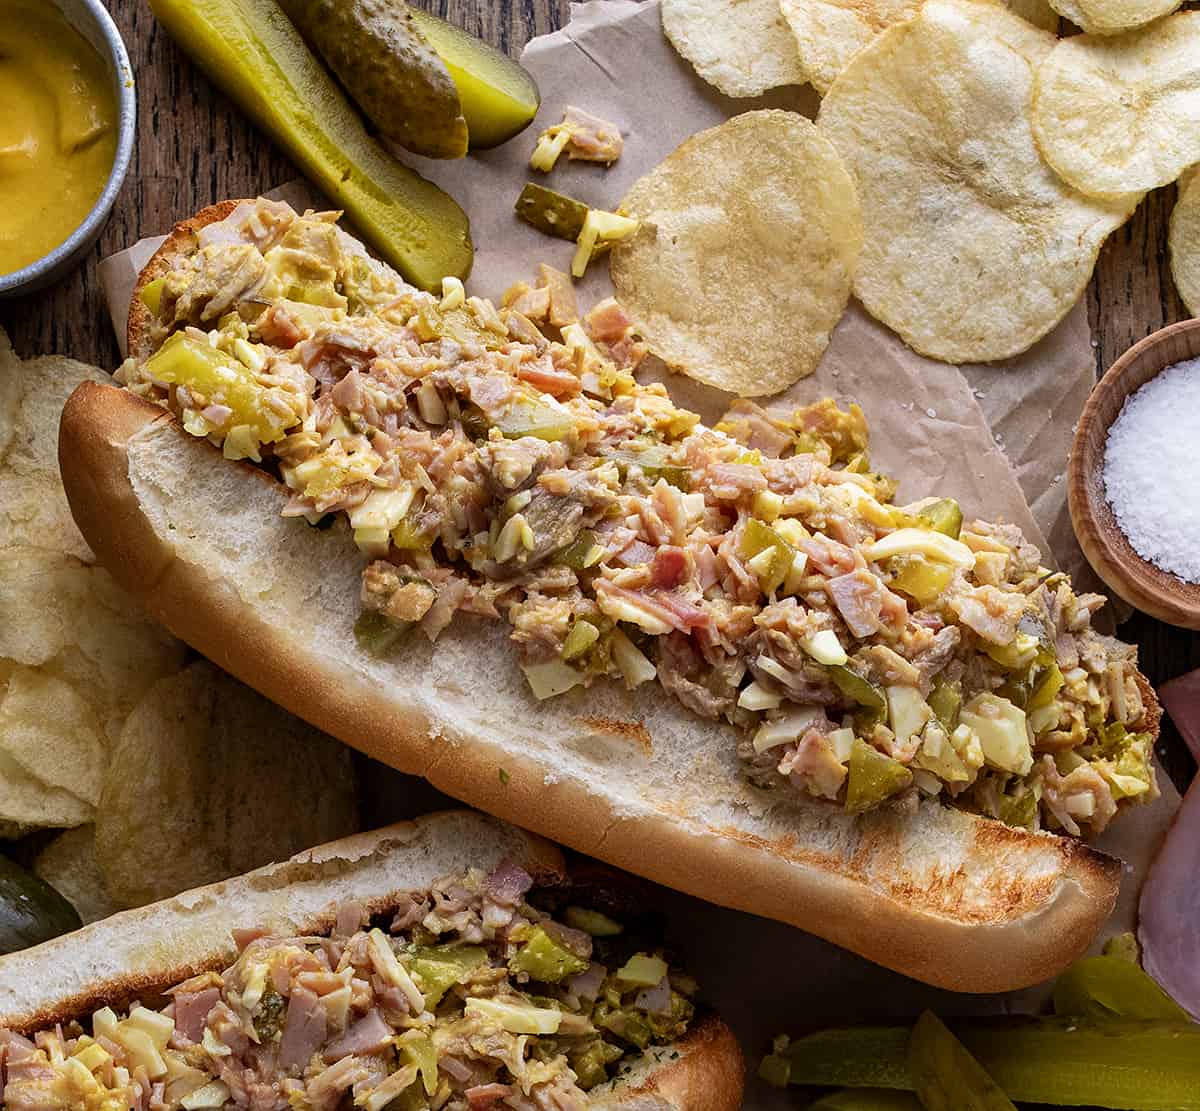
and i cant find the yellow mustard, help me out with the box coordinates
[0,1,118,276]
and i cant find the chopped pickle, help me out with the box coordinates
[928,678,962,731]
[888,555,954,606]
[392,516,435,550]
[561,620,600,661]
[494,395,576,442]
[396,1031,439,1096]
[569,1039,623,1090]
[604,447,690,490]
[353,611,412,657]
[1027,661,1064,711]
[515,182,590,241]
[411,303,506,350]
[915,498,963,539]
[829,666,887,713]
[148,0,472,290]
[780,1018,1200,1109]
[758,1051,793,1089]
[615,952,668,987]
[1103,932,1141,963]
[739,519,794,596]
[408,943,487,1008]
[552,530,604,570]
[908,1011,1016,1111]
[139,277,165,316]
[407,6,540,150]
[996,789,1038,831]
[845,738,913,815]
[564,906,623,936]
[522,659,585,700]
[147,332,293,445]
[509,926,589,983]
[1052,956,1191,1023]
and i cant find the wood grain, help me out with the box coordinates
[0,0,1192,788]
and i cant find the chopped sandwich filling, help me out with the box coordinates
[0,863,694,1111]
[120,198,1157,837]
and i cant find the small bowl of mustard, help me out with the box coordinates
[0,0,135,297]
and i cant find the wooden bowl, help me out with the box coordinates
[1069,318,1200,630]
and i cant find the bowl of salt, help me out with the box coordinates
[1069,318,1200,630]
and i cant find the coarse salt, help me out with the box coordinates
[1103,357,1200,583]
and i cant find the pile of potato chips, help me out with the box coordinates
[0,332,358,922]
[644,0,1200,384]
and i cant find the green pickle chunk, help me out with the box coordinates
[845,738,912,814]
[927,678,961,731]
[916,498,963,539]
[509,926,589,983]
[515,183,591,241]
[564,906,623,936]
[1052,956,1191,1022]
[830,666,887,712]
[408,943,487,1007]
[908,1011,1017,1111]
[353,611,412,657]
[739,519,794,595]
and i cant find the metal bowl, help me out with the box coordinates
[0,0,136,298]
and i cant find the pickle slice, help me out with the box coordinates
[149,0,472,290]
[1052,956,1191,1023]
[278,0,468,159]
[516,183,590,242]
[408,7,541,149]
[908,1011,1017,1111]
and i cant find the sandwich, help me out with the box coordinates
[0,810,742,1110]
[58,197,1160,993]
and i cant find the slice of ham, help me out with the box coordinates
[467,1083,514,1110]
[583,297,631,344]
[172,988,220,1044]
[651,546,688,590]
[322,1009,391,1062]
[279,987,328,1070]
[826,570,885,639]
[1138,775,1200,1020]
[484,859,534,907]
[1159,669,1200,763]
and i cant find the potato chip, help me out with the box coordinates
[1032,13,1200,197]
[661,0,807,97]
[780,0,1058,96]
[33,825,122,924]
[817,0,1133,363]
[1170,168,1200,318]
[97,661,359,907]
[0,750,93,839]
[1044,0,1179,35]
[611,110,861,396]
[0,547,186,744]
[0,351,111,562]
[0,667,105,805]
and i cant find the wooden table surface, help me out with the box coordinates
[1,0,1194,789]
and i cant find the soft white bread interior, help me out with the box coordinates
[59,380,1124,995]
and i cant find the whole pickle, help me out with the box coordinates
[278,0,467,158]
[0,855,81,954]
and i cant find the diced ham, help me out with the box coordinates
[565,962,606,1003]
[322,1009,391,1062]
[517,356,581,398]
[651,546,688,590]
[279,987,328,1071]
[633,976,672,1015]
[1139,777,1200,1020]
[561,106,623,164]
[583,297,632,344]
[172,988,220,1044]
[331,369,365,412]
[718,400,794,458]
[233,927,271,951]
[826,570,887,639]
[484,859,533,907]
[467,1083,514,1110]
[421,577,469,642]
[1159,669,1200,763]
[508,285,552,322]
[335,902,364,938]
[615,539,656,567]
[795,533,857,577]
[704,463,768,501]
[536,264,578,329]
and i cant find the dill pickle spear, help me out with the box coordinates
[149,0,472,290]
[782,1018,1200,1110]
[908,1011,1017,1111]
[516,183,590,241]
[277,0,468,158]
[408,7,541,149]
[808,1093,923,1111]
[1053,956,1191,1022]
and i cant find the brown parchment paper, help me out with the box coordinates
[96,3,1180,1100]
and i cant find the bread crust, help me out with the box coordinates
[57,201,1152,993]
[0,811,743,1111]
